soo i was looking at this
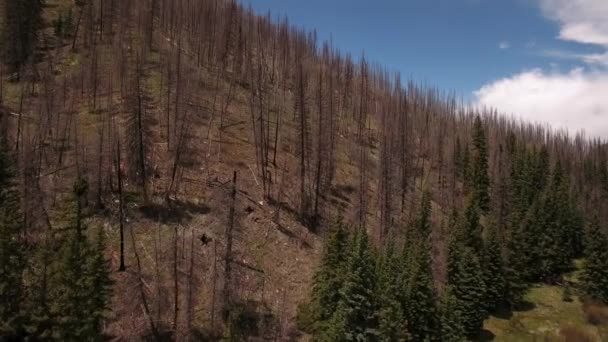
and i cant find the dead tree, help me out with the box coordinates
[295,52,311,225]
[222,171,237,322]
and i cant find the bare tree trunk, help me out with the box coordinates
[115,121,126,272]
[186,227,196,338]
[210,239,218,330]
[135,57,149,202]
[222,171,237,322]
[172,224,179,334]
[72,5,84,51]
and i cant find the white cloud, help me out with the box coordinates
[475,68,608,138]
[499,41,510,49]
[539,0,608,47]
[474,0,608,138]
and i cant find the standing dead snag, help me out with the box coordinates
[222,171,237,323]
[116,129,126,273]
[295,53,311,226]
[125,53,151,202]
[357,57,369,230]
[172,224,179,333]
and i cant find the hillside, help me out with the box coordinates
[1,0,608,341]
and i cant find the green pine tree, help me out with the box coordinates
[404,241,439,341]
[529,162,582,283]
[455,199,483,252]
[86,227,113,338]
[471,116,490,213]
[326,229,378,341]
[0,143,26,337]
[447,242,487,337]
[581,218,608,304]
[402,194,440,341]
[376,242,409,342]
[481,221,506,313]
[439,286,466,342]
[53,178,110,340]
[310,217,350,335]
[22,234,55,339]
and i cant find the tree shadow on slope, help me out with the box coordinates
[139,199,211,224]
[492,300,537,320]
[473,328,496,341]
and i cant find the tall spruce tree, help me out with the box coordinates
[310,217,350,335]
[402,194,439,342]
[447,244,487,338]
[404,241,439,341]
[53,178,112,340]
[326,229,378,341]
[439,286,466,342]
[503,145,548,305]
[457,200,483,252]
[527,161,582,283]
[23,233,54,339]
[376,242,409,342]
[471,116,490,213]
[86,227,113,338]
[481,221,506,313]
[581,218,608,304]
[0,142,26,337]
[54,179,95,340]
[448,201,487,338]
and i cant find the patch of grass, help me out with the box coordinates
[483,285,607,341]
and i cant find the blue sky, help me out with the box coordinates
[241,0,608,138]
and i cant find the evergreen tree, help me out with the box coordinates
[326,229,378,341]
[53,178,111,340]
[524,161,583,283]
[54,222,94,340]
[503,145,550,305]
[581,218,608,304]
[86,227,113,338]
[1,0,44,75]
[481,221,506,312]
[310,217,350,335]
[54,180,94,340]
[471,116,490,213]
[454,199,483,252]
[448,184,492,337]
[376,242,409,342]
[402,194,439,341]
[404,240,439,341]
[439,286,466,342]
[23,235,55,339]
[503,238,528,308]
[0,143,26,337]
[448,229,487,338]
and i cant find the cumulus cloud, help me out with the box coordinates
[499,41,510,49]
[475,0,608,138]
[539,0,608,47]
[475,68,608,138]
